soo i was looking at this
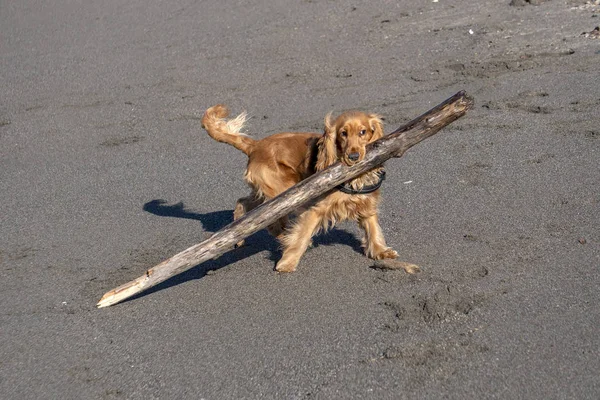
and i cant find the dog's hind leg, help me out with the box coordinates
[233,193,262,248]
[266,216,289,239]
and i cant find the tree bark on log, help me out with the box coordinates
[97,91,474,308]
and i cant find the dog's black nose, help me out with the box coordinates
[348,152,360,161]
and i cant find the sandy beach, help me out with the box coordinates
[1,0,599,398]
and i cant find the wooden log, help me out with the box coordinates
[97,91,474,308]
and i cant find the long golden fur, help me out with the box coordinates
[202,105,400,272]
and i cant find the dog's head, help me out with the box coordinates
[316,111,383,169]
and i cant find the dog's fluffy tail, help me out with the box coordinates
[201,104,254,155]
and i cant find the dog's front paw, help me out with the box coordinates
[275,259,297,273]
[372,247,398,260]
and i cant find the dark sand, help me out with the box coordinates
[1,0,599,398]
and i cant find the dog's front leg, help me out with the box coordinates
[275,209,322,272]
[358,214,398,260]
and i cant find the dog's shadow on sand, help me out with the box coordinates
[124,199,363,303]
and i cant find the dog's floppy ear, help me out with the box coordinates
[368,114,384,141]
[316,112,338,171]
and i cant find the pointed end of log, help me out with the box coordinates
[96,297,113,309]
[97,291,122,308]
[96,276,149,308]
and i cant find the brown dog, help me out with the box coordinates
[202,105,400,272]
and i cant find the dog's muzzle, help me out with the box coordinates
[347,152,360,162]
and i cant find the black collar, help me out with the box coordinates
[337,170,386,195]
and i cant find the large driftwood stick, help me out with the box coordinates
[97,91,474,308]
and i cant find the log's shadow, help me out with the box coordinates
[124,199,363,304]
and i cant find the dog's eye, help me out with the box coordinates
[340,131,347,137]
[359,129,366,136]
